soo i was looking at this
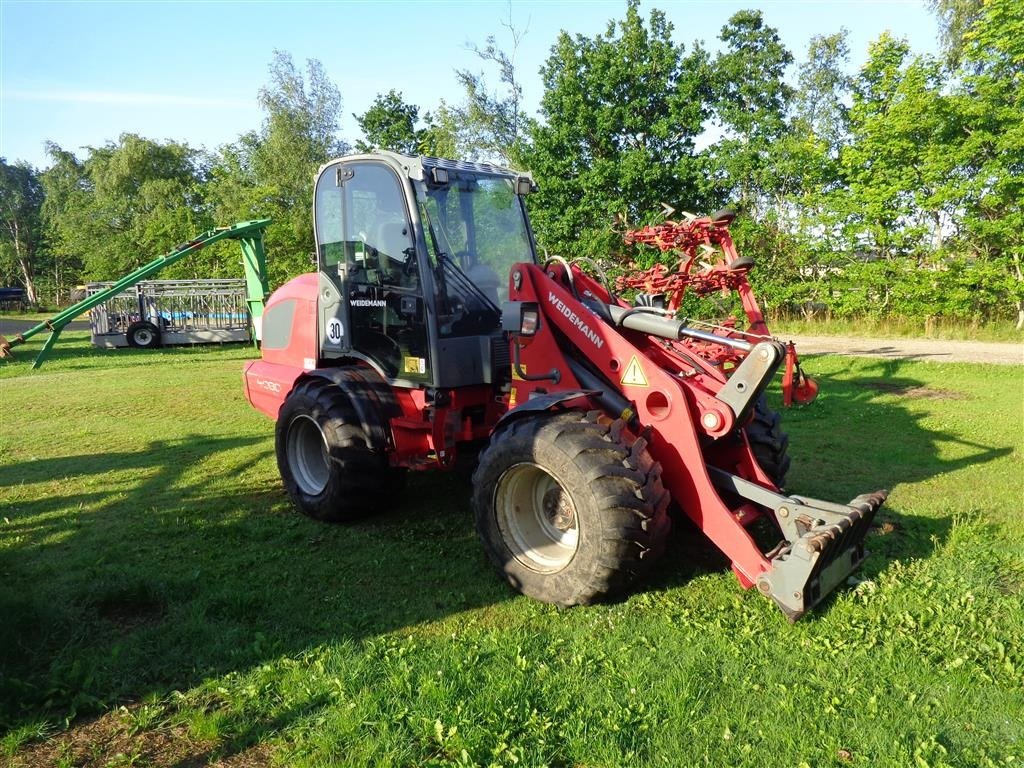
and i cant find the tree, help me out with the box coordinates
[209,51,347,285]
[254,51,345,206]
[38,145,88,301]
[839,35,955,264]
[454,32,529,164]
[928,0,985,67]
[40,135,209,282]
[793,31,852,152]
[746,31,852,318]
[354,90,422,154]
[704,10,794,214]
[0,159,44,304]
[419,101,462,158]
[947,0,1024,326]
[526,1,711,261]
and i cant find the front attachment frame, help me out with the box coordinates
[709,467,888,620]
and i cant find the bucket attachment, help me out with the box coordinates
[710,469,888,621]
[756,490,887,620]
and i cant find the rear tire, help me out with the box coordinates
[746,395,791,488]
[472,411,671,607]
[275,378,397,522]
[125,321,161,349]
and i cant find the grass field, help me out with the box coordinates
[1,331,1022,767]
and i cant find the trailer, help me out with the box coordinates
[87,278,252,349]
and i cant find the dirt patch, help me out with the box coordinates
[9,706,275,768]
[872,520,900,536]
[96,597,165,633]
[859,380,966,400]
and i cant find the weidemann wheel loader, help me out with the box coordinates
[243,151,887,620]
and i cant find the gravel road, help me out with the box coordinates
[0,319,90,336]
[785,334,1022,365]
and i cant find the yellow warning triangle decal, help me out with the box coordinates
[620,355,649,387]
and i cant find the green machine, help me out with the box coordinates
[0,220,271,369]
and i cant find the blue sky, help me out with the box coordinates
[1,0,939,169]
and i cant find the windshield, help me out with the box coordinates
[421,174,535,308]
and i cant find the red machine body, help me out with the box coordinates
[507,261,777,587]
[244,273,501,468]
[242,152,885,620]
[244,274,319,419]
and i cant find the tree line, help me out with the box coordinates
[1,0,1020,328]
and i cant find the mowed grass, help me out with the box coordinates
[1,331,1022,767]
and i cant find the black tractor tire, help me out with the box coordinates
[125,321,161,349]
[746,395,791,489]
[472,411,671,607]
[275,378,397,522]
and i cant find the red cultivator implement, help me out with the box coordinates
[619,208,818,406]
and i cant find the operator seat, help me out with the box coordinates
[465,262,501,307]
[376,221,413,284]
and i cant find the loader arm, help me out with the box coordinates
[507,262,886,620]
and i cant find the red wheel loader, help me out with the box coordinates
[243,152,886,620]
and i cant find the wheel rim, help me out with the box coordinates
[287,415,330,495]
[135,329,153,345]
[494,462,579,573]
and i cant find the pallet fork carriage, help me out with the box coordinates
[0,219,272,369]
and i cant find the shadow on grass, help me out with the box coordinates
[170,694,333,768]
[0,356,1014,758]
[0,434,507,745]
[646,356,1013,595]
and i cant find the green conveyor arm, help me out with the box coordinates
[0,219,271,369]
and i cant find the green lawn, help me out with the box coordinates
[1,332,1022,767]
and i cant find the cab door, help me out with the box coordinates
[314,160,431,382]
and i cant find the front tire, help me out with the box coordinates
[472,411,671,607]
[275,378,396,521]
[746,395,791,488]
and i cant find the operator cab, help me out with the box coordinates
[313,152,538,388]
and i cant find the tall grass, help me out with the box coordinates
[769,313,1022,342]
